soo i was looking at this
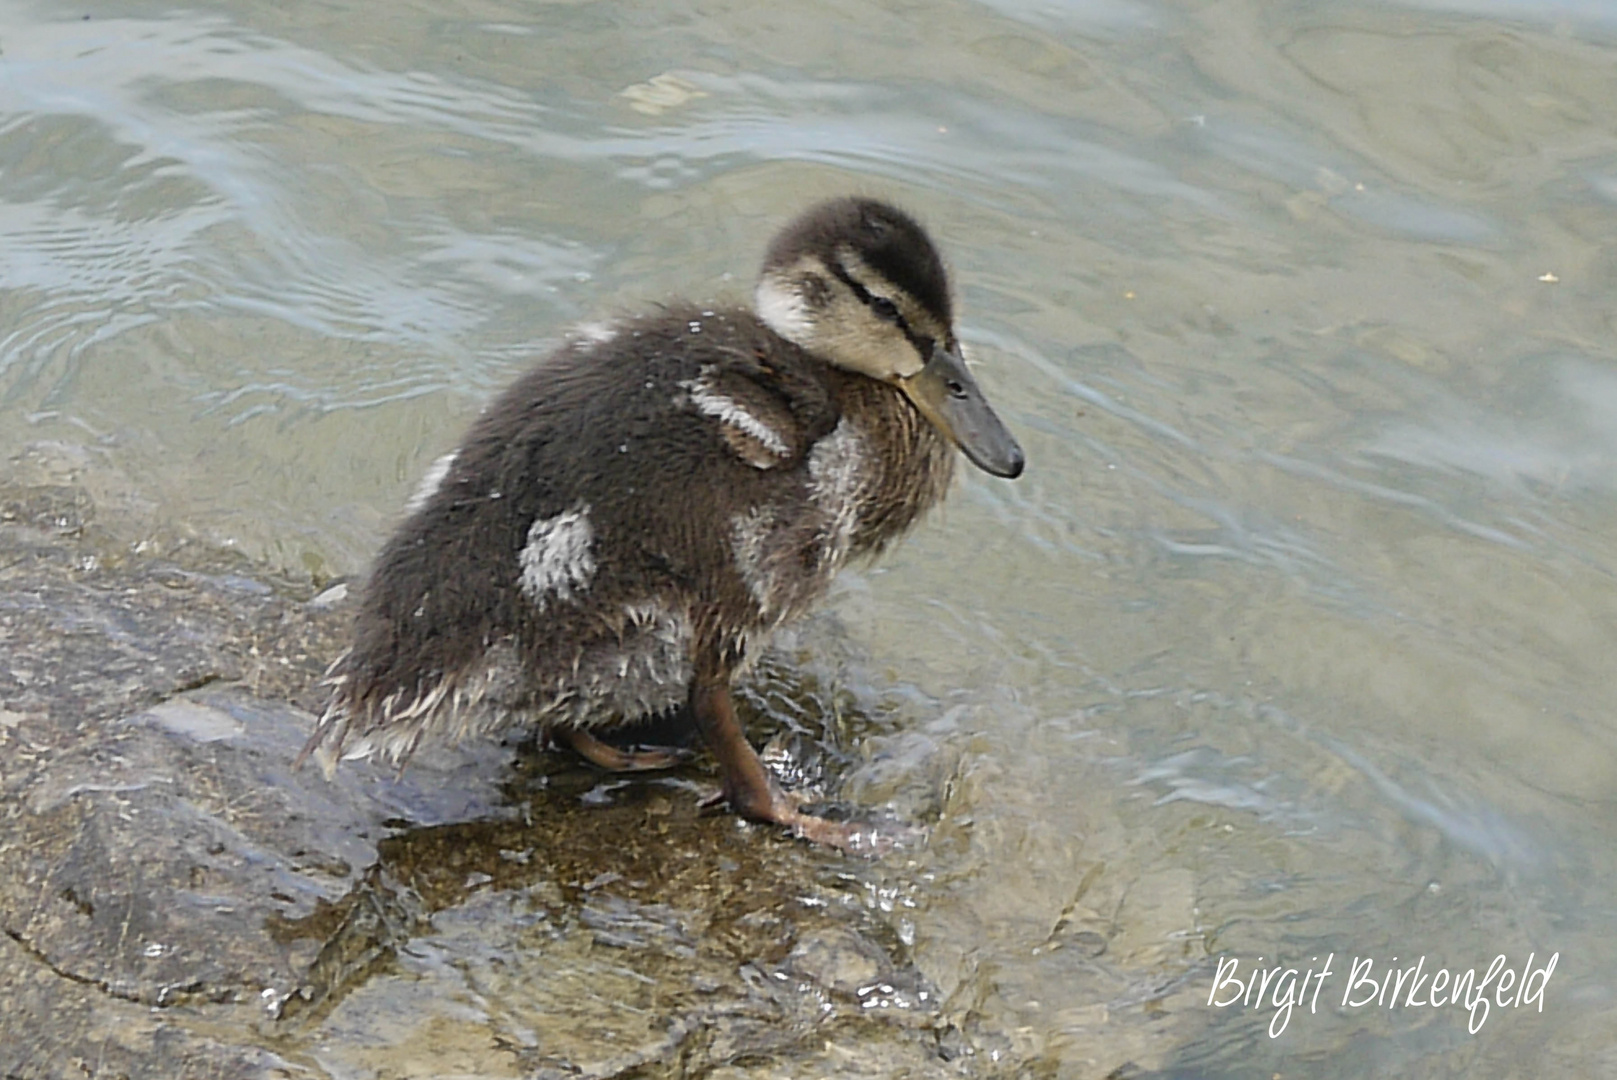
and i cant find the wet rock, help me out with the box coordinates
[286,768,961,1077]
[786,925,884,995]
[0,481,989,1079]
[6,686,510,1016]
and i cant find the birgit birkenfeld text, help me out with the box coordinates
[1205,952,1559,1037]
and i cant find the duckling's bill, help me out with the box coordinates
[898,345,1025,479]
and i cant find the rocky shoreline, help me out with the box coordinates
[0,480,1006,1079]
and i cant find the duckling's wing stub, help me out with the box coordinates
[677,339,839,471]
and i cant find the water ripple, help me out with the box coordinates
[0,8,1235,419]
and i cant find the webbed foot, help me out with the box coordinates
[701,743,916,855]
[559,727,694,772]
[689,659,918,856]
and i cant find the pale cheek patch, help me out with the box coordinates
[755,273,814,346]
[814,306,920,381]
[519,505,597,607]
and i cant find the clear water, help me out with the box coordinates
[3,0,1615,1074]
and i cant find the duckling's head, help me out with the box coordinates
[756,198,1025,479]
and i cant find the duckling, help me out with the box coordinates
[299,197,1024,850]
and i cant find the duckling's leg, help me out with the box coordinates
[557,727,691,771]
[689,667,886,854]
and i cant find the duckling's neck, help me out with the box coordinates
[828,368,956,556]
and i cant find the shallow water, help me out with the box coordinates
[3,0,1616,1075]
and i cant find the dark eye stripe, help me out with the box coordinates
[829,263,935,358]
[869,295,901,323]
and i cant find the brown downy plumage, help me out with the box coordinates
[299,197,1024,850]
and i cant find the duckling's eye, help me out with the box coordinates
[869,296,901,323]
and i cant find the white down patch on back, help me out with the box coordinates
[807,418,869,562]
[680,375,790,466]
[405,451,458,515]
[519,505,597,608]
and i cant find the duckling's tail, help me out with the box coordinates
[294,651,355,779]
